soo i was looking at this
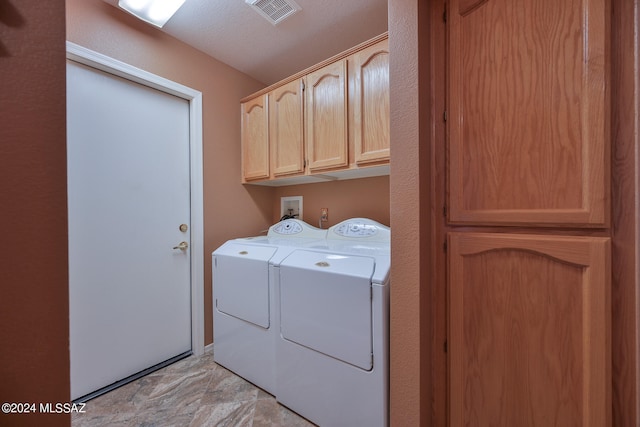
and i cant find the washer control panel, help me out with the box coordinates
[272,220,304,235]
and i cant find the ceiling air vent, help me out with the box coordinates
[245,0,302,25]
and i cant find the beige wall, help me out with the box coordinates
[0,2,70,426]
[272,176,390,226]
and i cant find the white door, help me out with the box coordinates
[67,60,192,400]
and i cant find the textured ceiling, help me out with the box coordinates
[104,0,388,85]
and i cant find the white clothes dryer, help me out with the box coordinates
[212,219,327,395]
[274,218,390,427]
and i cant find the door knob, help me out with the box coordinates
[173,241,189,251]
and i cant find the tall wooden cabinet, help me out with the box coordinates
[448,0,608,227]
[448,233,611,426]
[445,0,611,425]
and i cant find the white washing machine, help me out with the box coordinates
[212,219,327,395]
[275,218,390,427]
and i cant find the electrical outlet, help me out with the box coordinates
[320,208,328,222]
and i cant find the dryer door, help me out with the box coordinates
[279,250,375,370]
[213,242,277,328]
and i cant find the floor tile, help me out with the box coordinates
[71,349,315,427]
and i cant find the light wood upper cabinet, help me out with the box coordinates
[241,94,269,181]
[270,79,305,177]
[448,232,611,427]
[352,39,390,165]
[447,0,609,226]
[305,60,349,172]
[240,34,389,185]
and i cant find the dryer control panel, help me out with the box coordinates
[333,222,379,237]
[328,219,390,242]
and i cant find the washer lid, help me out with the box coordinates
[279,250,374,370]
[213,242,277,328]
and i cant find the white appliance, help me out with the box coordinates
[212,219,326,394]
[275,218,390,427]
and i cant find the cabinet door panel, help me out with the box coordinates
[241,95,269,181]
[448,0,609,226]
[306,60,348,172]
[270,80,304,177]
[449,232,611,427]
[353,39,390,164]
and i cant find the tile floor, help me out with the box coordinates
[72,348,315,427]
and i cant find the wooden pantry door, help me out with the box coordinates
[445,0,611,425]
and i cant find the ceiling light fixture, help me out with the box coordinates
[118,0,186,28]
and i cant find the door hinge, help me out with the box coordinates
[444,341,447,353]
[443,8,447,22]
[443,205,447,217]
[301,80,305,91]
[443,110,448,121]
[443,240,447,252]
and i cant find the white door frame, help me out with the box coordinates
[66,41,205,357]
